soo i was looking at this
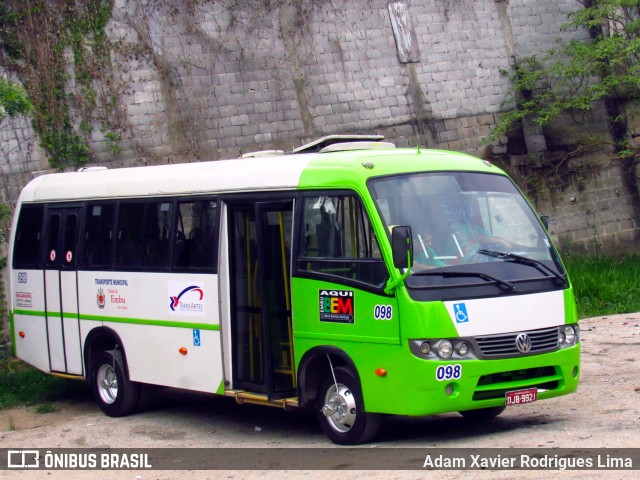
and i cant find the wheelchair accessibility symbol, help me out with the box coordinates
[453,303,469,323]
[193,329,201,346]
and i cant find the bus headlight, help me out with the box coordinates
[436,340,453,359]
[455,342,469,356]
[409,338,477,359]
[559,325,577,345]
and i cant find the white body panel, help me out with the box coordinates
[77,270,223,392]
[445,290,565,336]
[44,270,66,372]
[107,323,223,392]
[17,156,314,203]
[13,316,50,373]
[12,270,49,371]
[8,155,312,393]
[42,270,83,374]
[60,271,83,375]
[217,205,233,386]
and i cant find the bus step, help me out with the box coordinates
[226,390,299,410]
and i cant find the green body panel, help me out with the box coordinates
[295,309,579,416]
[292,274,580,416]
[298,150,497,189]
[385,344,579,416]
[291,277,400,345]
[393,286,460,339]
[291,149,580,417]
[564,288,579,323]
[295,336,579,416]
[297,150,502,290]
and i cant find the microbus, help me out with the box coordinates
[8,135,580,444]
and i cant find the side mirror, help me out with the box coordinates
[391,226,413,269]
[540,215,549,231]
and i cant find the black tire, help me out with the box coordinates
[459,405,506,421]
[91,350,140,417]
[316,366,382,445]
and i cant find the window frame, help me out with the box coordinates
[12,195,221,274]
[12,204,45,269]
[293,190,390,294]
[172,197,220,273]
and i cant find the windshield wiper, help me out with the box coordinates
[413,270,515,291]
[477,249,566,285]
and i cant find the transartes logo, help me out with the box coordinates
[169,285,205,315]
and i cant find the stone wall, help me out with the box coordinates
[0,0,637,254]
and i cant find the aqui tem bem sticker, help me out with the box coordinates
[319,290,354,323]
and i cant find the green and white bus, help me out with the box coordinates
[8,135,580,444]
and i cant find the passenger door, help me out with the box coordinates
[228,200,296,399]
[43,207,83,374]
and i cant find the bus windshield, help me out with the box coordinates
[369,171,566,295]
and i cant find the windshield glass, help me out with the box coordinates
[369,171,565,295]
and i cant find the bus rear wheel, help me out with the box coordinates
[316,366,381,445]
[91,350,140,417]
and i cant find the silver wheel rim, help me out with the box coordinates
[322,383,357,433]
[96,363,118,405]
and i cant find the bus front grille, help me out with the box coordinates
[472,366,561,401]
[474,326,559,357]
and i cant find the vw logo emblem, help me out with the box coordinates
[515,333,532,353]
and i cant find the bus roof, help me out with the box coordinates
[17,147,501,203]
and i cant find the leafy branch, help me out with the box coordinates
[491,0,640,164]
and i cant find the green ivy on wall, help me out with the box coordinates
[0,0,116,170]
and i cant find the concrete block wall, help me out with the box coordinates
[0,69,49,204]
[0,0,637,254]
[98,0,585,161]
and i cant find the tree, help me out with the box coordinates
[0,77,32,120]
[0,77,32,264]
[493,0,640,163]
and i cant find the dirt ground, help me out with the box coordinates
[0,313,639,479]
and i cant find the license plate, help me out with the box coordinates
[505,387,538,406]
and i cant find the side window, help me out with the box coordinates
[62,212,78,269]
[146,201,173,268]
[175,199,218,271]
[116,202,146,268]
[44,213,61,269]
[12,205,44,269]
[298,194,387,287]
[84,203,115,269]
[116,201,173,269]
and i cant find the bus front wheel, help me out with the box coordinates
[316,366,381,445]
[91,350,140,417]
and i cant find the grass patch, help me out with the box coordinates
[564,254,640,318]
[35,403,58,414]
[0,353,91,410]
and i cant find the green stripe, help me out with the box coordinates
[12,309,220,331]
[14,309,47,317]
[295,331,400,345]
[216,378,226,395]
